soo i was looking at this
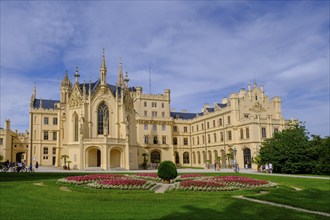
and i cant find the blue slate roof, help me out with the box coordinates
[33,99,59,109]
[170,112,198,120]
[206,108,214,113]
[216,103,227,108]
[78,79,121,97]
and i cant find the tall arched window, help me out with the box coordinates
[183,152,189,164]
[98,102,109,135]
[74,113,78,141]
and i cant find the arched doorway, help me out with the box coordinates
[86,147,101,167]
[243,148,252,168]
[110,149,121,168]
[151,151,161,163]
[183,152,189,164]
[16,152,24,163]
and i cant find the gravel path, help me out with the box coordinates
[233,195,330,217]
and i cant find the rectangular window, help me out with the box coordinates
[43,147,48,155]
[228,131,232,141]
[162,136,166,144]
[197,136,200,145]
[144,111,148,117]
[144,124,148,130]
[43,156,48,160]
[201,123,204,130]
[44,131,49,140]
[44,117,49,125]
[144,135,149,144]
[196,125,199,131]
[207,134,210,143]
[144,102,147,107]
[153,136,158,144]
[52,148,56,155]
[207,122,210,129]
[202,135,205,144]
[220,132,224,142]
[227,116,231,124]
[152,102,157,108]
[184,138,188,145]
[244,114,249,118]
[240,128,244,139]
[214,133,217,142]
[53,131,57,140]
[53,117,58,125]
[173,126,178,132]
[183,126,188,132]
[0,138,3,145]
[262,127,267,138]
[152,111,157,117]
[153,124,157,131]
[161,103,165,108]
[246,128,250,139]
[173,137,178,145]
[219,118,223,126]
[213,120,215,127]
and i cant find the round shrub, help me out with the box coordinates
[157,161,178,181]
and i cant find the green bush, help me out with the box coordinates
[157,161,177,180]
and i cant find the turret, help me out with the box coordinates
[5,119,10,130]
[117,62,124,87]
[60,70,72,103]
[100,49,107,86]
[30,82,37,107]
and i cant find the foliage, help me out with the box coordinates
[1,172,329,219]
[252,154,262,170]
[157,160,177,180]
[260,122,330,175]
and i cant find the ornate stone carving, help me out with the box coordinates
[123,89,134,112]
[68,86,83,108]
[249,102,266,113]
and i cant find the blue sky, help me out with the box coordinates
[1,1,329,137]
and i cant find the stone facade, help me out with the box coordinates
[0,51,292,170]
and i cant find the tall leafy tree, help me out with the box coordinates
[260,122,310,174]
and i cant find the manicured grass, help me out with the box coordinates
[1,172,329,220]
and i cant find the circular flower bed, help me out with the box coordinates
[57,174,276,192]
[57,173,158,190]
[169,175,276,191]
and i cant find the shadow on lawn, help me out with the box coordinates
[158,201,326,220]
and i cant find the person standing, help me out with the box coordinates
[35,161,39,171]
[269,163,273,174]
[265,164,269,173]
[17,161,22,172]
[214,160,217,171]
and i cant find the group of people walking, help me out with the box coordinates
[2,160,39,172]
[260,163,273,173]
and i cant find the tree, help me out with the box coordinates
[260,122,310,174]
[157,160,177,183]
[259,122,330,175]
[252,154,262,172]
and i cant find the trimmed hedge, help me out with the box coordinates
[157,161,177,180]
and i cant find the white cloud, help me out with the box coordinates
[1,1,329,136]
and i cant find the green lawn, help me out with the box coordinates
[0,172,329,220]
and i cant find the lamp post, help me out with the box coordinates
[233,147,237,172]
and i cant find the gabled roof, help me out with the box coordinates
[78,79,121,97]
[33,99,59,109]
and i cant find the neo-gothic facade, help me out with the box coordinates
[0,51,291,170]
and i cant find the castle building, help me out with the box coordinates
[1,51,291,170]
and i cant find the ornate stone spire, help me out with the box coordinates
[100,48,107,85]
[124,71,129,87]
[117,61,124,86]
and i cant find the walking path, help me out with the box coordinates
[154,183,172,193]
[233,195,330,217]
